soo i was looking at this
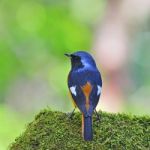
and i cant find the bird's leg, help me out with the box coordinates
[67,107,76,119]
[94,109,101,122]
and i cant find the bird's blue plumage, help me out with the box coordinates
[66,51,102,141]
[68,69,102,116]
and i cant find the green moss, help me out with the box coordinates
[10,110,150,150]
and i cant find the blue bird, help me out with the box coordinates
[65,51,102,141]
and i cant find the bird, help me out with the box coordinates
[65,51,102,141]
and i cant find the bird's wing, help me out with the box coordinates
[68,83,86,113]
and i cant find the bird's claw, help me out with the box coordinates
[66,107,76,119]
[94,110,101,123]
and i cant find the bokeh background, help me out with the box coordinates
[0,0,150,149]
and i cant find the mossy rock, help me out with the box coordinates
[10,110,150,150]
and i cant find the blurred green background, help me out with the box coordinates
[0,0,150,149]
[0,0,105,148]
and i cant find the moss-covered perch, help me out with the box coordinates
[10,110,150,150]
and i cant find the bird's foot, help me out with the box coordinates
[94,110,101,122]
[66,107,76,119]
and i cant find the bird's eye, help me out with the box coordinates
[74,56,80,61]
[71,55,80,60]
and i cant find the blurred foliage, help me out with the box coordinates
[0,0,105,102]
[127,29,150,115]
[0,105,27,149]
[0,0,105,149]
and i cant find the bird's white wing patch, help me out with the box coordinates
[97,85,102,95]
[70,86,77,96]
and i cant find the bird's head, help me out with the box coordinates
[65,51,96,70]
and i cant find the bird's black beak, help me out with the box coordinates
[64,53,71,57]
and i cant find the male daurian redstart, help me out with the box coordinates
[65,51,102,141]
